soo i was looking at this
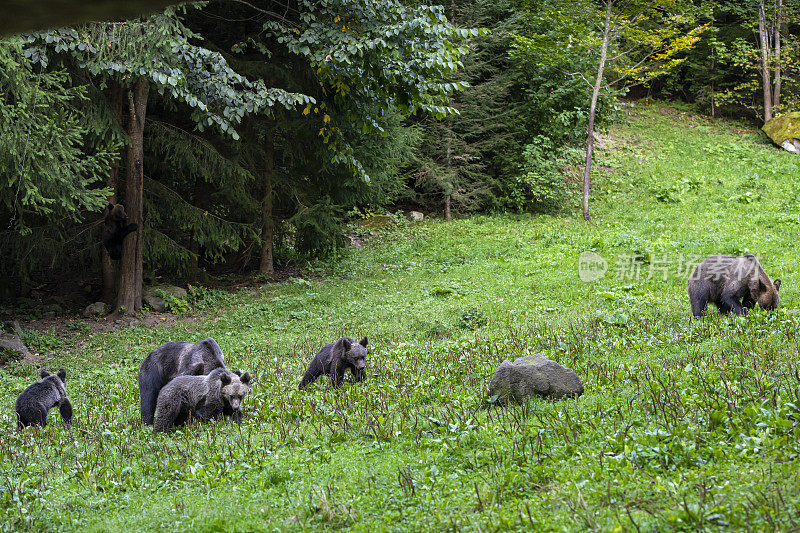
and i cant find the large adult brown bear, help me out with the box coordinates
[688,254,780,317]
[138,338,227,425]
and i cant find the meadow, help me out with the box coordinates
[2,102,800,531]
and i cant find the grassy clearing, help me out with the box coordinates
[2,102,800,531]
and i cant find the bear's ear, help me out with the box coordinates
[39,369,50,379]
[340,337,353,351]
[232,369,242,377]
[57,369,67,383]
[220,372,232,385]
[359,336,368,347]
[240,372,251,384]
[774,279,781,291]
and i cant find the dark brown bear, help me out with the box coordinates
[102,203,138,260]
[138,338,227,425]
[153,368,251,433]
[688,254,780,317]
[15,369,73,429]
[298,337,368,390]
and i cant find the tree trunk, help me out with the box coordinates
[116,79,148,315]
[773,0,782,110]
[758,0,772,122]
[259,129,275,275]
[445,136,453,221]
[188,176,210,270]
[710,52,716,118]
[101,82,123,304]
[582,0,612,222]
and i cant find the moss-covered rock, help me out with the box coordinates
[359,214,395,230]
[762,112,800,153]
[143,285,187,312]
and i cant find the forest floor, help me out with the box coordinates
[2,102,800,531]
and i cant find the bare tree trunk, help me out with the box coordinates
[582,0,612,222]
[445,136,453,221]
[188,232,200,269]
[116,79,148,315]
[710,51,716,118]
[101,82,123,304]
[758,0,773,122]
[259,129,275,275]
[773,0,782,110]
[188,177,210,270]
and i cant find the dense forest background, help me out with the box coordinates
[0,0,797,316]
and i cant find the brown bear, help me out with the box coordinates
[688,254,780,317]
[138,338,227,425]
[298,336,368,390]
[101,203,138,260]
[153,368,251,432]
[15,369,73,429]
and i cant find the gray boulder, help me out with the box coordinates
[488,354,583,404]
[0,333,33,364]
[409,211,424,222]
[83,301,109,317]
[143,285,187,312]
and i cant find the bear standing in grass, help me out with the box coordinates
[138,338,227,425]
[153,368,250,432]
[195,370,251,424]
[298,336,368,390]
[688,254,780,317]
[15,369,73,429]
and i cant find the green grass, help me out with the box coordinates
[2,102,800,531]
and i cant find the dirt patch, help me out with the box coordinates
[593,131,615,153]
[0,311,201,368]
[659,106,683,117]
[15,311,190,339]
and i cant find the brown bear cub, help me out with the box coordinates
[688,254,780,317]
[101,203,138,260]
[153,368,250,432]
[298,336,368,390]
[196,370,251,424]
[15,369,73,429]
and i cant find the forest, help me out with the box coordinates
[1,0,800,531]
[0,0,794,313]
